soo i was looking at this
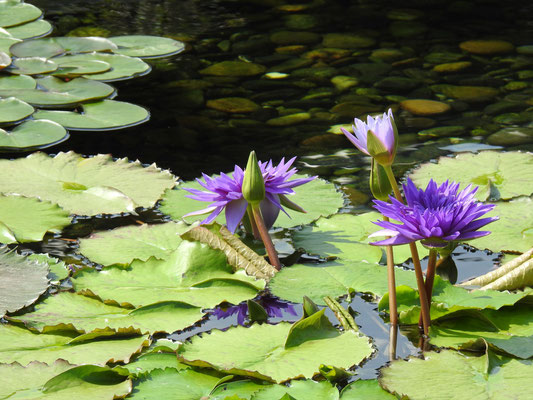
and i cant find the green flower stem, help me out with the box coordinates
[418,250,442,328]
[383,217,398,327]
[246,207,261,240]
[384,165,431,336]
[251,204,281,270]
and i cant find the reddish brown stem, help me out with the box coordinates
[252,204,281,270]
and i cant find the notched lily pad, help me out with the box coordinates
[0,119,68,151]
[10,36,117,58]
[5,18,53,39]
[34,100,150,130]
[51,59,111,78]
[0,96,34,125]
[0,1,42,28]
[109,35,185,58]
[0,248,49,317]
[10,56,58,75]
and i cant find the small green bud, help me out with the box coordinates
[366,130,394,166]
[369,158,392,201]
[242,150,265,205]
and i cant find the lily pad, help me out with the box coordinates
[468,197,533,253]
[27,253,70,283]
[0,50,10,68]
[0,96,34,125]
[79,222,189,266]
[0,151,176,215]
[10,56,58,74]
[380,349,533,400]
[0,194,70,243]
[5,18,53,39]
[10,36,117,58]
[0,324,149,365]
[53,52,150,81]
[178,309,373,383]
[0,36,21,54]
[251,380,339,400]
[109,35,185,58]
[51,59,111,78]
[269,260,418,305]
[0,248,49,316]
[409,151,533,201]
[0,73,36,89]
[34,100,150,130]
[124,351,188,377]
[0,119,68,150]
[72,241,265,308]
[340,379,396,400]
[0,1,42,28]
[12,291,205,335]
[0,76,115,108]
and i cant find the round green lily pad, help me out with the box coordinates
[10,57,58,75]
[0,97,34,125]
[34,100,149,130]
[0,74,36,89]
[10,36,117,58]
[0,36,21,54]
[53,53,150,81]
[0,119,68,151]
[0,51,10,68]
[5,18,52,39]
[109,35,185,58]
[52,59,111,78]
[0,1,42,28]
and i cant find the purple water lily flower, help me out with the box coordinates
[341,109,398,166]
[370,179,498,248]
[213,298,298,325]
[184,157,315,233]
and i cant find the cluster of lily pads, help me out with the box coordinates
[0,0,184,151]
[0,146,531,398]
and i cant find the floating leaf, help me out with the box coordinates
[51,59,111,78]
[0,194,70,242]
[10,36,118,58]
[27,253,70,282]
[34,100,150,130]
[54,52,150,81]
[109,35,185,58]
[124,351,188,377]
[0,96,34,125]
[269,260,417,305]
[0,1,42,28]
[380,349,533,400]
[252,380,339,400]
[11,291,205,335]
[79,222,189,266]
[409,151,533,201]
[0,36,21,54]
[0,119,68,150]
[0,151,176,215]
[5,18,52,39]
[340,379,396,400]
[10,56,58,74]
[0,76,115,107]
[72,241,265,308]
[0,248,49,316]
[178,312,372,383]
[467,197,533,253]
[181,223,277,280]
[0,324,149,365]
[0,50,10,68]
[0,73,35,89]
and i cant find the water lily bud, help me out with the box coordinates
[366,129,395,166]
[242,150,265,205]
[369,158,392,201]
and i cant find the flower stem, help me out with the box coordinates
[384,165,431,336]
[252,204,281,270]
[383,217,398,327]
[418,249,438,328]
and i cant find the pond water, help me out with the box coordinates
[10,0,533,384]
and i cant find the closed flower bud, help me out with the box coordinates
[242,150,265,205]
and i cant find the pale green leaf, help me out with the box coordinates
[109,35,185,58]
[0,119,68,150]
[340,379,396,400]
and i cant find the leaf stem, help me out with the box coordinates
[252,204,281,270]
[384,165,431,336]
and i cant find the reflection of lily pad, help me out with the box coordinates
[410,151,533,201]
[0,119,68,151]
[0,151,176,215]
[0,249,49,317]
[10,56,58,74]
[0,97,34,125]
[0,1,42,28]
[0,76,115,107]
[34,100,149,130]
[5,18,52,39]
[10,36,117,58]
[109,35,185,58]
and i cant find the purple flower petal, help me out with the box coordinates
[225,198,249,233]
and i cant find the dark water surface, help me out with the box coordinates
[18,0,533,381]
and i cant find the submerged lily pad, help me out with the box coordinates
[0,96,34,125]
[10,56,58,74]
[0,248,49,317]
[5,18,53,39]
[34,100,150,130]
[78,222,189,266]
[0,1,42,28]
[10,36,117,58]
[12,291,205,335]
[0,151,176,215]
[380,349,533,400]
[109,35,185,58]
[72,241,265,309]
[0,119,68,151]
[0,76,115,108]
[0,324,149,365]
[410,151,533,201]
[178,309,373,383]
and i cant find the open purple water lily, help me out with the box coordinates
[341,109,398,166]
[184,157,315,233]
[370,179,498,248]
